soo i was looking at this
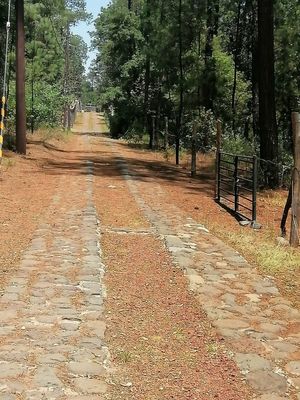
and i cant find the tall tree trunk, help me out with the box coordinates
[203,0,219,111]
[16,0,27,154]
[196,1,203,114]
[176,0,183,165]
[142,0,152,148]
[251,0,259,140]
[257,0,279,187]
[202,0,219,145]
[232,0,242,132]
[144,54,151,147]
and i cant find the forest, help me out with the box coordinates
[0,0,299,189]
[90,0,300,188]
[0,0,89,140]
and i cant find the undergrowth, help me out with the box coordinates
[207,223,300,276]
[35,128,72,143]
[0,157,16,169]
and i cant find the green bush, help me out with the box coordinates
[183,108,216,151]
[221,133,255,155]
[7,81,66,130]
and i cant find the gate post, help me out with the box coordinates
[191,121,197,178]
[164,116,169,151]
[252,156,258,222]
[215,120,222,201]
[216,151,221,201]
[234,156,239,212]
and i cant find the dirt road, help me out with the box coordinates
[0,112,298,399]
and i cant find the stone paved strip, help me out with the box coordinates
[105,137,300,400]
[0,142,109,398]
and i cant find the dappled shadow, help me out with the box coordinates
[215,202,245,223]
[72,131,109,137]
[27,133,215,197]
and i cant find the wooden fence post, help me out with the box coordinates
[216,119,222,154]
[290,112,300,247]
[191,121,197,178]
[164,116,169,151]
[152,115,156,149]
[215,119,222,199]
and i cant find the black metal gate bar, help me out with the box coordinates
[216,151,258,223]
[252,156,258,223]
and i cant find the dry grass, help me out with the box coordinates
[172,153,300,296]
[203,217,300,307]
[116,141,300,307]
[34,127,72,143]
[214,228,299,274]
[0,157,16,169]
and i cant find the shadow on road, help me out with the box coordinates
[27,132,215,198]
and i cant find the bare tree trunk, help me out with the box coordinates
[232,0,242,132]
[176,0,183,165]
[290,112,300,247]
[202,0,219,113]
[16,0,26,154]
[281,184,292,237]
[251,0,259,140]
[196,1,203,114]
[144,55,151,147]
[257,0,279,187]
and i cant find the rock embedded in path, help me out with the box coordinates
[0,362,26,379]
[69,361,106,377]
[73,378,107,394]
[33,366,64,387]
[213,318,249,330]
[286,361,300,376]
[235,353,272,372]
[246,371,287,394]
[255,395,288,400]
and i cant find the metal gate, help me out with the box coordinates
[216,152,258,223]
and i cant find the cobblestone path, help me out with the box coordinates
[103,136,300,400]
[0,134,109,398]
[1,112,299,399]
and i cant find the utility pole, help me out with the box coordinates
[16,0,26,154]
[63,23,70,130]
[31,22,36,134]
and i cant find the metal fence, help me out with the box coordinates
[216,151,258,223]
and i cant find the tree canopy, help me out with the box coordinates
[0,0,89,131]
[91,0,300,186]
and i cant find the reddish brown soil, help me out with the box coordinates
[103,233,251,400]
[111,141,300,308]
[1,116,296,399]
[0,138,60,291]
[0,132,89,292]
[89,133,251,399]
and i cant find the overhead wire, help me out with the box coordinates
[3,0,11,100]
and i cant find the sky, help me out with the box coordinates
[71,0,111,73]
